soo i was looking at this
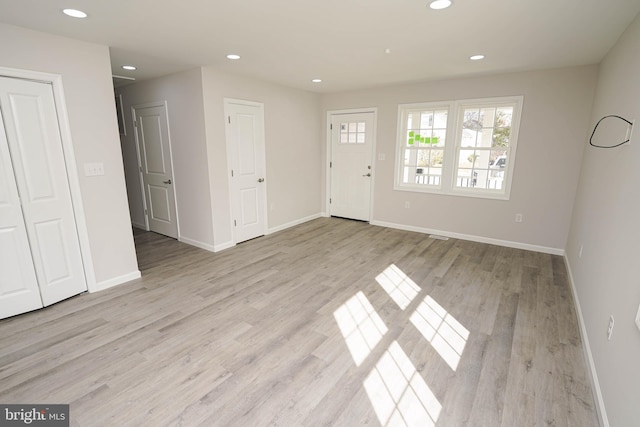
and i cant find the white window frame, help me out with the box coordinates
[394,96,523,200]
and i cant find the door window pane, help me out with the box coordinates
[340,121,366,144]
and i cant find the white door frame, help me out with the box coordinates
[325,107,378,220]
[0,66,97,291]
[131,101,180,238]
[224,98,268,244]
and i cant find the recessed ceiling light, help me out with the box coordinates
[121,65,137,71]
[62,8,88,18]
[470,54,485,60]
[226,54,241,60]
[429,0,452,10]
[312,79,322,83]
[384,48,392,54]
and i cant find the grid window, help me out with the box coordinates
[395,97,523,200]
[455,105,514,190]
[401,108,448,188]
[340,121,366,144]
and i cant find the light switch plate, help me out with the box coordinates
[84,162,104,177]
[635,304,640,332]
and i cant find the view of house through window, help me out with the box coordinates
[396,96,523,199]
[402,108,448,187]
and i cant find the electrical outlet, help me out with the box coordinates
[515,213,523,223]
[378,153,386,161]
[607,315,615,340]
[404,201,410,209]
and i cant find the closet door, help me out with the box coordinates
[0,110,43,319]
[0,77,86,309]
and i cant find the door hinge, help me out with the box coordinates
[139,166,142,172]
[231,170,234,177]
[330,124,333,130]
[329,198,332,204]
[144,208,147,216]
[330,161,332,168]
[234,220,237,226]
[228,116,231,124]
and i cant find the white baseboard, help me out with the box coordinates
[563,256,609,427]
[90,270,141,293]
[267,213,322,235]
[370,220,564,256]
[131,221,146,230]
[214,240,235,252]
[179,236,216,252]
[196,214,323,253]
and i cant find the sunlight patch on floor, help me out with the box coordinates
[375,264,421,310]
[410,295,469,371]
[334,265,469,424]
[364,341,441,427]
[334,291,388,366]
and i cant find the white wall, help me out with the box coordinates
[201,68,322,249]
[0,23,138,287]
[116,68,214,249]
[321,66,598,252]
[566,13,640,426]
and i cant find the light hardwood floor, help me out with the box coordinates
[0,218,599,426]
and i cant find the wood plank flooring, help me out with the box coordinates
[0,217,599,426]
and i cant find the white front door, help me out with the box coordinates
[0,76,87,315]
[225,100,267,244]
[330,112,375,221]
[133,103,178,239]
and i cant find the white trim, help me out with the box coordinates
[179,236,216,252]
[130,104,149,230]
[0,66,98,292]
[208,213,323,252]
[214,240,236,252]
[326,107,378,221]
[267,213,322,235]
[116,93,126,136]
[131,221,146,230]
[225,98,263,108]
[563,256,609,427]
[370,220,564,255]
[92,270,141,292]
[181,235,233,253]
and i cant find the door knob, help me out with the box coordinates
[363,173,371,177]
[163,179,172,184]
[258,178,265,183]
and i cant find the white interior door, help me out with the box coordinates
[225,100,267,244]
[133,103,178,239]
[0,108,42,318]
[0,76,87,312]
[330,112,375,221]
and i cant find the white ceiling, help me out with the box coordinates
[1,0,639,93]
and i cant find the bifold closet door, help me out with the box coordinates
[0,105,42,319]
[0,76,87,319]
